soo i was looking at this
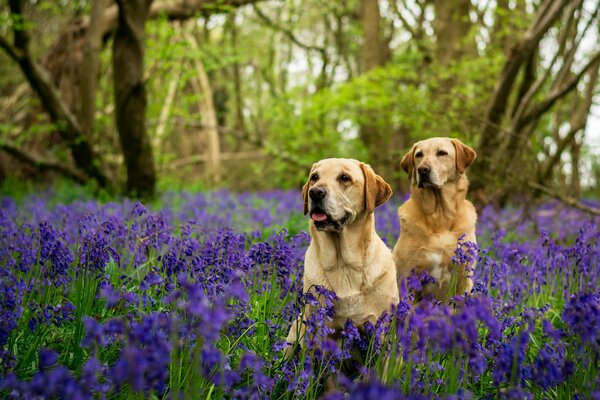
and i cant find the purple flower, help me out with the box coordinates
[492,330,532,386]
[562,291,600,347]
[39,348,58,369]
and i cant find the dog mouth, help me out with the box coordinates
[309,207,350,232]
[417,176,440,189]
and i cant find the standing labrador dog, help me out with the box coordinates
[393,137,477,301]
[286,158,399,349]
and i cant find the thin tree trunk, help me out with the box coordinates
[359,0,393,179]
[227,13,246,141]
[80,0,105,140]
[113,0,156,197]
[570,137,581,198]
[183,28,221,185]
[154,70,179,163]
[432,0,473,66]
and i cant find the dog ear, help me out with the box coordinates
[360,163,393,213]
[301,182,309,215]
[301,164,316,215]
[451,139,477,174]
[400,145,415,176]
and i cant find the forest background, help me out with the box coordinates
[1,0,599,206]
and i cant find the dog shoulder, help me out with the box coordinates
[455,199,477,234]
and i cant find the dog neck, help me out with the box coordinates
[410,173,469,229]
[310,211,376,271]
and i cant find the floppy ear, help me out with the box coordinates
[301,182,309,215]
[400,145,415,176]
[301,164,316,215]
[451,139,477,174]
[360,163,393,214]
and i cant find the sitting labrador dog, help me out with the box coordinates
[286,158,399,351]
[393,137,477,301]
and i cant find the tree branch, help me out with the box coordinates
[510,1,579,120]
[529,181,600,216]
[251,4,326,54]
[538,61,599,183]
[0,140,89,183]
[0,34,24,62]
[516,51,600,131]
[478,0,569,160]
[1,0,108,186]
[97,0,269,35]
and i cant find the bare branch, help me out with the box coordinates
[478,0,570,159]
[251,4,326,54]
[167,151,268,170]
[529,181,600,216]
[0,140,89,183]
[516,51,600,130]
[0,35,24,62]
[389,0,417,38]
[538,62,599,182]
[510,1,579,120]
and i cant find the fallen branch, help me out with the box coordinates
[528,181,600,216]
[0,140,89,184]
[167,151,268,170]
[167,147,310,169]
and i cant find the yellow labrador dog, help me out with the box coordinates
[393,137,477,301]
[286,158,399,349]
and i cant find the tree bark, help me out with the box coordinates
[358,0,394,180]
[183,27,221,185]
[432,0,473,66]
[80,0,106,140]
[113,0,156,197]
[570,137,581,198]
[227,13,246,145]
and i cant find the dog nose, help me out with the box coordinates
[418,165,430,175]
[309,186,327,200]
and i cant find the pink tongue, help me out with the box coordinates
[311,213,328,222]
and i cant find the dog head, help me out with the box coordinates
[302,158,392,232]
[400,137,476,189]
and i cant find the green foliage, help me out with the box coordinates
[1,0,598,194]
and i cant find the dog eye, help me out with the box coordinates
[437,150,448,156]
[310,173,319,181]
[415,151,423,158]
[339,174,352,183]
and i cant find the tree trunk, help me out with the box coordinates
[80,0,105,141]
[473,0,569,194]
[183,27,222,185]
[570,137,581,198]
[228,13,246,140]
[113,0,156,197]
[432,0,473,66]
[359,0,392,179]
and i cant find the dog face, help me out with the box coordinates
[302,158,392,232]
[400,137,476,189]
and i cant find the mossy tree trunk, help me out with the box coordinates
[113,0,156,197]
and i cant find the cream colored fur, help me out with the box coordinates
[286,158,399,349]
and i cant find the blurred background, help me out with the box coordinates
[0,0,599,204]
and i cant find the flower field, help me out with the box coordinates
[0,189,599,399]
